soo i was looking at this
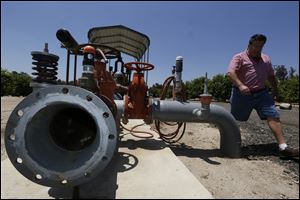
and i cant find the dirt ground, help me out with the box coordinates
[1,97,299,199]
[154,102,299,199]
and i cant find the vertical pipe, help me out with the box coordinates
[151,100,241,158]
[204,72,208,94]
[146,48,149,85]
[175,56,183,101]
[114,99,241,158]
[66,50,70,84]
[109,59,111,71]
[44,43,49,53]
[73,54,77,86]
[147,47,149,63]
[143,53,147,85]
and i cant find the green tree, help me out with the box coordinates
[274,65,288,81]
[149,83,163,97]
[185,80,192,99]
[147,67,299,103]
[185,77,206,99]
[208,74,232,101]
[13,72,32,96]
[1,69,32,96]
[1,69,15,96]
[288,67,296,79]
[278,75,299,103]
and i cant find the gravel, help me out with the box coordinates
[216,102,299,183]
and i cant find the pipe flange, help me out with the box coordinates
[5,85,117,187]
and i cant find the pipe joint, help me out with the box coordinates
[193,107,210,120]
[5,85,118,187]
[151,100,241,158]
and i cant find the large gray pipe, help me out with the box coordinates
[152,100,241,158]
[5,85,118,187]
[114,99,241,158]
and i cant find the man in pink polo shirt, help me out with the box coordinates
[227,34,298,158]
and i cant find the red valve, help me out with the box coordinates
[124,62,154,72]
[123,62,154,122]
[83,45,96,54]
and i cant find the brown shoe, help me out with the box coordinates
[279,147,299,158]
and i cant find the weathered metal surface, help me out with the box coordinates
[5,85,117,187]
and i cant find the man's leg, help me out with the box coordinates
[267,117,298,157]
[230,87,252,121]
[266,117,285,144]
[255,91,298,157]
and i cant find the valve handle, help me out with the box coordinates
[124,62,154,72]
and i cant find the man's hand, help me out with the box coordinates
[227,71,250,96]
[268,74,280,101]
[238,85,251,95]
[272,90,282,102]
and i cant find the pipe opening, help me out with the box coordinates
[25,103,101,171]
[49,107,97,151]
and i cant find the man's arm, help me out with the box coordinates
[227,71,251,95]
[267,74,279,101]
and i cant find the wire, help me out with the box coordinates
[119,122,154,139]
[117,75,187,142]
[154,76,187,143]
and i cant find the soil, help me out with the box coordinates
[1,97,299,199]
[151,102,299,199]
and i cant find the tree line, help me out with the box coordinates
[1,65,299,103]
[1,69,32,96]
[149,65,299,103]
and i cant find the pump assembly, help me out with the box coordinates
[5,25,241,189]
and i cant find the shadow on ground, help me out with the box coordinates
[119,138,167,150]
[48,151,138,199]
[47,136,168,199]
[169,142,299,165]
[169,143,223,165]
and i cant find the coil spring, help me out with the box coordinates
[31,51,59,84]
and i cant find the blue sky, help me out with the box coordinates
[1,1,299,86]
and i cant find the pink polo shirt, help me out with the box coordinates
[227,50,274,91]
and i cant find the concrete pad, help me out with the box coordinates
[1,159,51,199]
[1,120,213,199]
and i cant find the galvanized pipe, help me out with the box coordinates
[174,56,183,101]
[115,99,124,120]
[152,100,241,158]
[66,50,70,84]
[114,99,241,158]
[5,85,118,187]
